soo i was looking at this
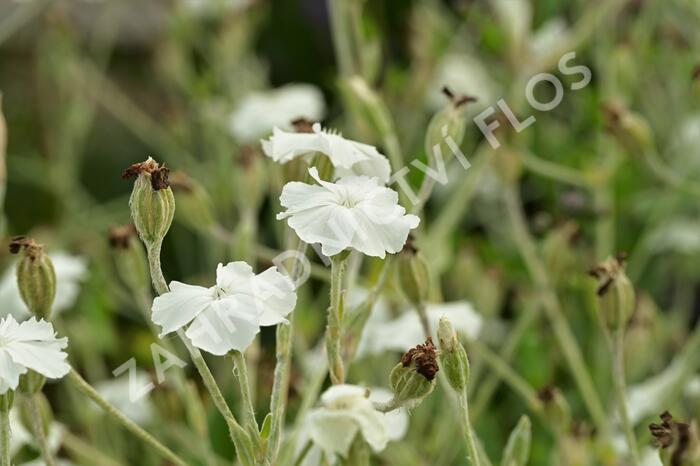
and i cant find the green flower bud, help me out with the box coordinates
[396,236,430,306]
[437,317,470,392]
[109,224,150,295]
[536,385,571,432]
[10,237,56,320]
[123,158,175,249]
[424,87,475,167]
[501,415,531,466]
[603,101,654,153]
[650,411,700,466]
[389,338,438,408]
[168,170,216,235]
[589,253,636,333]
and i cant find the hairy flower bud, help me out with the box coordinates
[536,385,571,432]
[424,87,474,167]
[10,237,56,320]
[501,415,532,466]
[123,158,175,249]
[437,317,470,392]
[588,253,636,333]
[389,338,438,408]
[396,236,430,306]
[109,224,150,294]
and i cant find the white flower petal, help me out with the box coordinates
[151,282,213,335]
[216,262,254,294]
[368,388,409,441]
[250,268,297,326]
[0,349,26,394]
[185,299,261,355]
[308,410,360,457]
[348,404,389,452]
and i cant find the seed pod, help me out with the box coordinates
[123,158,175,249]
[536,385,571,432]
[501,415,532,466]
[109,224,150,295]
[389,338,438,408]
[649,411,700,466]
[602,101,654,154]
[424,87,474,167]
[10,237,56,320]
[437,317,470,392]
[396,236,430,306]
[589,254,636,333]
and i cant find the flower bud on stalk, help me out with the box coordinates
[396,236,430,307]
[123,158,175,251]
[536,385,571,432]
[168,170,216,235]
[501,415,532,466]
[588,253,635,333]
[389,338,438,409]
[424,87,474,166]
[109,224,150,295]
[602,101,654,153]
[10,237,56,320]
[437,317,470,392]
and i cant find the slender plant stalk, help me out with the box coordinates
[458,389,481,466]
[326,255,348,384]
[27,395,56,466]
[67,369,191,466]
[416,301,431,337]
[327,0,355,76]
[609,328,640,465]
[503,184,608,433]
[62,431,128,466]
[231,351,261,445]
[0,394,10,466]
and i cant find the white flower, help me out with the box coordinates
[262,123,391,183]
[277,168,419,258]
[626,362,683,425]
[308,385,389,457]
[0,316,70,394]
[95,371,154,425]
[357,301,483,357]
[230,84,325,143]
[0,252,88,321]
[151,262,296,355]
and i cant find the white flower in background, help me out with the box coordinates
[529,18,571,61]
[308,385,389,457]
[179,0,253,16]
[0,252,88,321]
[0,316,70,394]
[357,301,483,357]
[647,219,700,254]
[95,371,154,425]
[262,123,391,183]
[296,386,408,466]
[230,84,325,143]
[151,262,296,355]
[492,0,531,48]
[626,362,683,425]
[427,54,497,113]
[277,168,419,258]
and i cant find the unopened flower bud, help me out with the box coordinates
[10,237,56,320]
[168,170,216,235]
[588,253,636,333]
[536,385,571,432]
[109,224,150,295]
[650,411,700,466]
[501,415,532,466]
[437,317,470,392]
[603,101,654,153]
[424,87,474,166]
[389,338,438,408]
[123,158,175,249]
[397,236,430,306]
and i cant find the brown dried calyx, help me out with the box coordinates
[650,411,689,448]
[122,158,171,191]
[588,252,628,296]
[9,236,42,259]
[109,224,137,249]
[400,337,439,381]
[441,86,477,108]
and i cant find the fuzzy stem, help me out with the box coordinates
[503,184,608,433]
[609,328,640,465]
[416,301,431,338]
[146,241,168,295]
[231,351,260,446]
[0,394,10,466]
[458,389,481,466]
[27,395,56,466]
[67,369,191,466]
[326,255,348,384]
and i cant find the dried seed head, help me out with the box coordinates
[10,237,56,320]
[125,157,175,249]
[441,86,477,109]
[649,411,700,466]
[400,337,439,381]
[389,338,437,408]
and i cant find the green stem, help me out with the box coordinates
[27,395,56,466]
[67,369,191,466]
[266,320,293,462]
[416,301,431,337]
[0,394,10,466]
[327,0,355,76]
[458,390,481,466]
[326,255,348,384]
[62,431,128,466]
[231,351,261,446]
[609,328,640,465]
[503,184,608,433]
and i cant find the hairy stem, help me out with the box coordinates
[28,395,56,466]
[610,328,640,465]
[67,369,191,466]
[458,390,481,466]
[0,394,10,466]
[326,255,348,384]
[231,351,261,447]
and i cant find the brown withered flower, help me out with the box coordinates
[400,337,439,381]
[122,158,171,191]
